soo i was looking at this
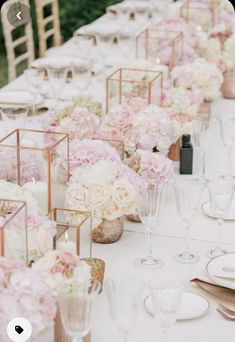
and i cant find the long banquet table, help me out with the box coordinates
[1,1,235,341]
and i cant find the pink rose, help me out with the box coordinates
[58,251,78,266]
[107,105,134,131]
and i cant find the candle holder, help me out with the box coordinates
[0,129,69,216]
[106,67,163,112]
[50,208,92,258]
[135,29,183,69]
[0,199,28,264]
[180,0,220,31]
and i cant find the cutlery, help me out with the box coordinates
[218,303,235,315]
[217,304,235,321]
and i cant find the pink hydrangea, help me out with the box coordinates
[105,105,134,132]
[0,257,56,342]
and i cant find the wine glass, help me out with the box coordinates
[24,67,44,115]
[219,116,235,177]
[149,275,185,342]
[0,107,28,132]
[72,60,92,97]
[192,119,211,178]
[134,180,166,269]
[96,33,117,65]
[105,275,145,342]
[74,34,96,60]
[174,177,205,264]
[206,175,234,258]
[58,280,100,342]
[47,65,68,104]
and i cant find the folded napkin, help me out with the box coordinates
[192,278,235,303]
[0,91,34,106]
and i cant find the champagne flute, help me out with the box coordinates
[134,180,166,269]
[174,177,205,264]
[206,175,234,258]
[149,275,185,342]
[24,67,44,115]
[105,275,145,342]
[59,279,100,342]
[219,116,235,177]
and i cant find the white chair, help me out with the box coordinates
[35,0,61,57]
[1,0,35,81]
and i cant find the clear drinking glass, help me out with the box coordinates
[96,33,117,62]
[0,106,28,130]
[134,180,166,269]
[105,275,145,342]
[72,60,92,96]
[59,280,100,342]
[149,276,184,342]
[192,119,211,178]
[174,178,205,264]
[219,116,235,177]
[206,175,234,258]
[24,67,44,115]
[47,65,68,103]
[74,34,96,59]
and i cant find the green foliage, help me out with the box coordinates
[0,0,122,87]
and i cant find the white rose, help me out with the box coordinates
[32,251,58,274]
[87,183,111,211]
[102,200,122,221]
[111,179,138,214]
[36,227,53,257]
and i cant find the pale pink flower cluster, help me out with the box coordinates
[0,257,56,342]
[33,250,91,296]
[55,138,121,174]
[42,105,100,140]
[171,58,224,101]
[132,150,174,181]
[65,160,141,227]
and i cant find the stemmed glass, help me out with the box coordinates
[192,119,211,178]
[174,177,205,264]
[219,116,235,177]
[134,180,166,269]
[74,34,96,59]
[47,65,68,104]
[105,275,145,342]
[0,107,28,135]
[206,175,234,258]
[24,67,44,115]
[72,60,92,97]
[58,280,100,342]
[149,276,185,342]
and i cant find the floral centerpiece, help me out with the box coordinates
[0,181,56,262]
[54,138,121,176]
[65,160,142,243]
[42,103,100,140]
[100,104,174,156]
[0,257,56,342]
[171,58,224,102]
[33,250,91,296]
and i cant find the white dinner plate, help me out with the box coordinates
[206,253,235,290]
[201,199,235,221]
[0,91,43,107]
[144,291,209,320]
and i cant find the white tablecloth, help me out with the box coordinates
[1,1,235,341]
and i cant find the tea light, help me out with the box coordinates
[58,232,76,253]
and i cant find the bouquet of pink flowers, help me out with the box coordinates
[33,250,91,296]
[0,257,56,342]
[128,149,174,181]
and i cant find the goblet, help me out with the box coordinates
[219,116,235,177]
[59,280,100,342]
[74,34,96,58]
[149,275,185,342]
[174,177,205,264]
[24,67,44,115]
[72,60,92,97]
[206,175,234,258]
[105,275,145,342]
[134,180,166,269]
[47,65,68,104]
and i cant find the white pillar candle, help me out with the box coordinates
[57,232,76,253]
[155,58,169,81]
[23,180,48,215]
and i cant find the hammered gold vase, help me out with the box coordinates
[126,214,141,223]
[92,217,123,243]
[82,257,105,292]
[221,68,235,99]
[168,139,180,161]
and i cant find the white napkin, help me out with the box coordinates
[0,91,34,106]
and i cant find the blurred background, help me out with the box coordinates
[0,0,122,87]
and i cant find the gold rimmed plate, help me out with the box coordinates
[206,253,235,290]
[201,200,235,221]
